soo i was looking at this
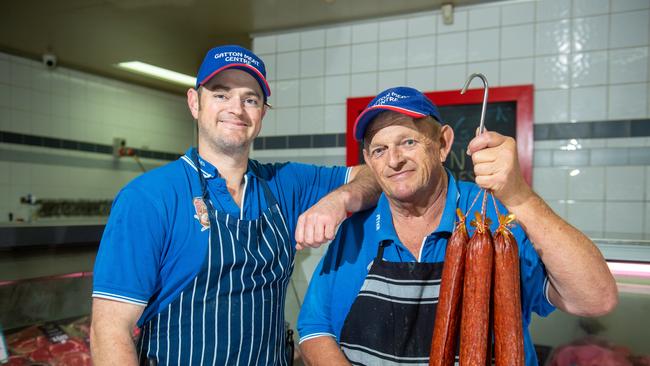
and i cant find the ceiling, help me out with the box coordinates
[0,0,492,95]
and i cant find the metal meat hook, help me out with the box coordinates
[460,73,489,135]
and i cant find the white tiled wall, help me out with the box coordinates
[250,0,650,328]
[0,51,192,222]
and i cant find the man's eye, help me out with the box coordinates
[213,93,228,101]
[244,98,259,107]
[403,139,416,147]
[371,148,385,158]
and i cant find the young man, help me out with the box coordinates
[90,45,379,366]
[298,86,617,366]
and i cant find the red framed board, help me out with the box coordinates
[345,85,534,185]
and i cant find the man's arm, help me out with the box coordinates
[295,165,380,249]
[300,336,350,366]
[468,131,618,317]
[90,298,144,365]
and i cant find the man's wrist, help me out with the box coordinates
[507,189,544,223]
[500,179,535,211]
[335,188,355,213]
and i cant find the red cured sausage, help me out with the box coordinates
[430,209,469,366]
[493,214,524,366]
[459,212,494,366]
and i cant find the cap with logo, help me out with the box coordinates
[195,45,271,99]
[353,86,443,141]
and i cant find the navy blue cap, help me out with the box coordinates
[195,45,271,99]
[353,86,443,141]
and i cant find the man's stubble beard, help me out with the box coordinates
[198,124,251,157]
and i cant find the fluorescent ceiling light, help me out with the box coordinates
[608,261,650,278]
[616,282,650,295]
[117,61,196,87]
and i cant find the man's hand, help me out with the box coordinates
[295,165,380,250]
[295,190,348,250]
[467,131,534,210]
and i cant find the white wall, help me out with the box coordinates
[249,0,650,346]
[0,52,193,222]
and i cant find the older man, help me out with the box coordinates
[297,86,617,366]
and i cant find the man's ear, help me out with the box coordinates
[187,88,200,119]
[439,125,454,162]
[261,103,268,119]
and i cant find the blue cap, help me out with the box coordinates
[353,86,443,141]
[195,45,271,99]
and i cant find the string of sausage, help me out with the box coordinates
[459,210,494,366]
[429,209,468,366]
[493,212,524,365]
[429,191,524,366]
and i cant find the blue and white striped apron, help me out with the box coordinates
[137,151,294,365]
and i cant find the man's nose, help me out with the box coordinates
[387,147,404,168]
[225,95,244,114]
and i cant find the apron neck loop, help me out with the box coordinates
[375,240,390,262]
[247,161,278,208]
[192,150,217,225]
[191,149,279,215]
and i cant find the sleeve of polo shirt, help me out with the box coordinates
[92,186,166,307]
[517,231,556,319]
[284,163,351,215]
[297,245,339,343]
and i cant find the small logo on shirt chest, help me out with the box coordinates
[376,214,380,231]
[193,197,210,231]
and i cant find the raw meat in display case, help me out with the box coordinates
[4,318,92,366]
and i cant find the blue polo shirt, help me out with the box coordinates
[297,171,555,366]
[93,147,350,326]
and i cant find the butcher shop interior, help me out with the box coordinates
[1,0,649,365]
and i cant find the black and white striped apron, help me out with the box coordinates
[339,241,445,366]
[137,151,294,365]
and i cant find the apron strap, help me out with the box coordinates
[248,161,279,208]
[375,240,390,262]
[192,151,218,228]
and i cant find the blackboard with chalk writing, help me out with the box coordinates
[439,101,517,182]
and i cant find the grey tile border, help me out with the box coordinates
[2,118,649,156]
[592,122,629,139]
[536,123,592,140]
[336,133,347,147]
[313,134,337,148]
[253,138,264,150]
[535,119,650,141]
[288,135,311,149]
[264,136,288,149]
[254,119,649,150]
[255,133,348,150]
[0,131,180,161]
[631,120,650,136]
[0,148,165,172]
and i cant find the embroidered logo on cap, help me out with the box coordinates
[372,91,409,107]
[213,51,261,67]
[193,197,210,231]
